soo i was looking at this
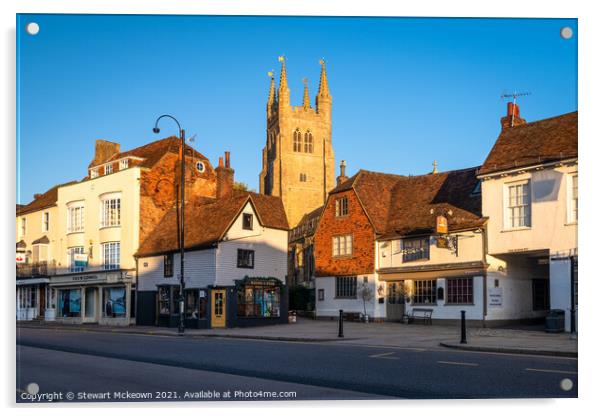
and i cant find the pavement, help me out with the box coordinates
[16,317,577,357]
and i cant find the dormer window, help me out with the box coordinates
[196,161,205,173]
[105,164,113,174]
[120,159,129,170]
[90,168,99,179]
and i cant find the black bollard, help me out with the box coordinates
[338,309,344,338]
[460,310,467,344]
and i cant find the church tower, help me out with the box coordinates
[259,57,335,227]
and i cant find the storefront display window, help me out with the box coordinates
[158,286,170,315]
[185,290,207,319]
[236,278,281,318]
[59,289,81,317]
[103,286,126,317]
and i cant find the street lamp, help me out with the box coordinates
[153,114,186,335]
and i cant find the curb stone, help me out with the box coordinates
[16,324,349,343]
[439,342,577,358]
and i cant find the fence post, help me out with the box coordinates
[460,310,467,344]
[338,309,344,338]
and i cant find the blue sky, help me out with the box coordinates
[16,14,577,204]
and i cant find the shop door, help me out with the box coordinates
[211,289,226,328]
[386,281,405,321]
[84,287,97,322]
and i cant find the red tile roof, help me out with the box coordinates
[330,167,484,238]
[136,191,288,257]
[479,111,577,176]
[93,136,211,170]
[16,181,78,216]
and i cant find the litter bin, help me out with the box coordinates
[288,310,297,323]
[545,309,565,333]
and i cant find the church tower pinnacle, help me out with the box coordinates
[278,56,290,107]
[302,78,311,109]
[267,71,276,116]
[316,59,332,118]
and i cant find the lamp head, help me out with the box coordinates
[152,127,160,134]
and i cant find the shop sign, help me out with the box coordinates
[436,215,448,234]
[16,252,26,264]
[72,275,101,282]
[488,287,503,307]
[73,253,88,268]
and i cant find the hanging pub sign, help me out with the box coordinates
[436,215,448,234]
[16,252,26,264]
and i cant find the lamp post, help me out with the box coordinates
[153,115,186,335]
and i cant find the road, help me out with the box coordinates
[16,327,577,402]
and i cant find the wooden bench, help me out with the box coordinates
[405,308,433,325]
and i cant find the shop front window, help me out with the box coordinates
[237,279,281,318]
[185,290,207,319]
[58,289,81,317]
[158,286,170,315]
[103,286,126,318]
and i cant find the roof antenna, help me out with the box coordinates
[501,91,531,127]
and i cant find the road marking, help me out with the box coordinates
[525,368,577,375]
[437,360,479,367]
[369,351,400,359]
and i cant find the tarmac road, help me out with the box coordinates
[16,327,578,402]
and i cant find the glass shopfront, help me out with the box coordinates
[103,286,126,317]
[58,288,81,318]
[236,278,281,318]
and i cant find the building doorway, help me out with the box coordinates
[211,289,226,328]
[84,287,97,322]
[386,281,405,321]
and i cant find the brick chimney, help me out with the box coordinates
[501,102,526,130]
[216,151,234,199]
[336,160,349,186]
[90,139,120,167]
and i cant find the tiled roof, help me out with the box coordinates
[94,136,211,170]
[17,181,78,216]
[136,191,288,257]
[384,167,484,237]
[330,170,405,234]
[290,205,324,242]
[330,168,484,238]
[479,111,577,176]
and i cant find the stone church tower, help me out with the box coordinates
[259,58,335,227]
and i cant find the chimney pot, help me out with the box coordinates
[218,156,224,168]
[225,151,231,168]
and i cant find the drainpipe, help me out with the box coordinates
[135,257,139,325]
[481,225,488,328]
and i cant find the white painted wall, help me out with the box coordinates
[378,231,484,269]
[56,167,141,272]
[315,274,382,318]
[216,201,288,286]
[481,164,578,255]
[137,249,217,290]
[138,201,288,290]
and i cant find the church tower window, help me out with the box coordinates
[293,129,302,152]
[304,131,314,153]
